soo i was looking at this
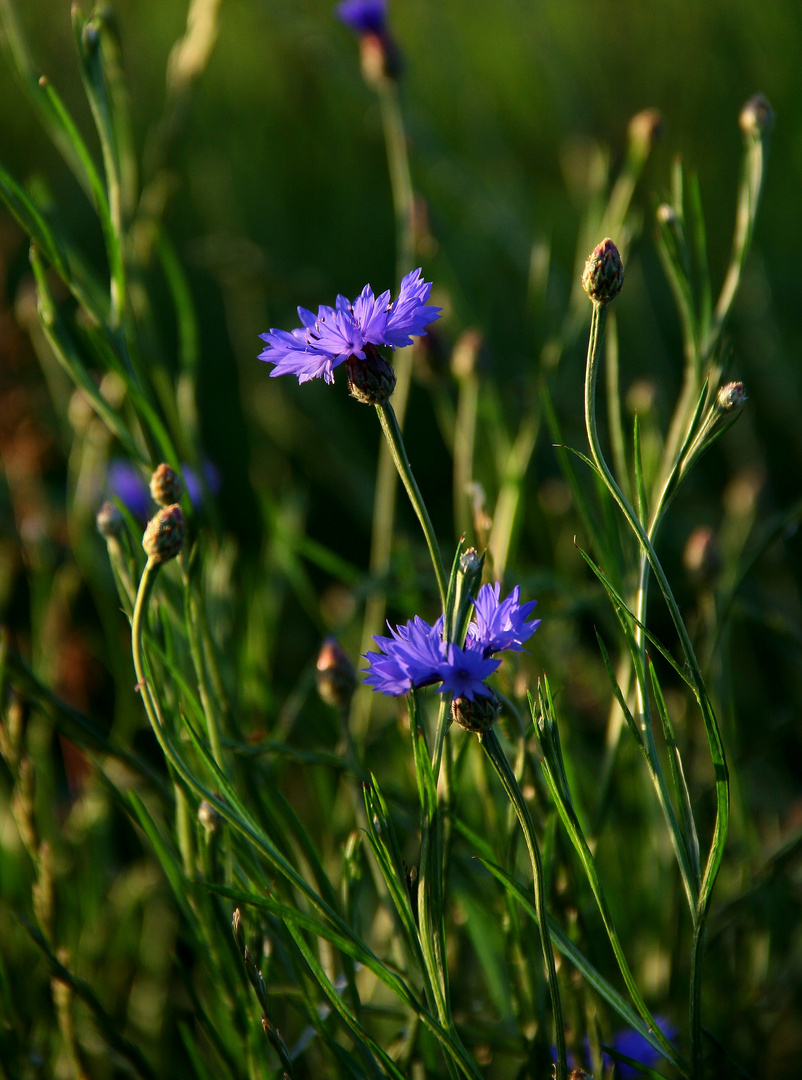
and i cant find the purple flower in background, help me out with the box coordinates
[106,458,220,519]
[106,460,150,520]
[553,1016,678,1079]
[468,583,541,656]
[363,583,538,699]
[609,1017,677,1079]
[335,0,387,35]
[183,460,222,508]
[258,269,441,386]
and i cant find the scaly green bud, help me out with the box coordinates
[346,343,396,405]
[716,381,747,414]
[581,238,624,304]
[451,692,500,734]
[142,504,185,564]
[149,463,183,507]
[316,638,357,709]
[96,500,124,539]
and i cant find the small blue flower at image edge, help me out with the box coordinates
[363,583,540,700]
[335,0,387,36]
[257,268,441,385]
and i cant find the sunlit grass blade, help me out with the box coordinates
[363,776,425,967]
[594,629,643,749]
[72,5,126,325]
[574,540,694,689]
[647,656,701,887]
[0,165,69,279]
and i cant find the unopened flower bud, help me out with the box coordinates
[739,94,774,139]
[628,108,664,152]
[582,238,624,304]
[451,692,500,734]
[359,32,402,86]
[656,203,679,228]
[716,381,746,414]
[683,526,722,585]
[96,500,124,538]
[451,329,484,379]
[346,343,396,405]
[142,504,184,563]
[459,546,482,578]
[316,638,357,709]
[198,799,221,834]
[149,463,183,507]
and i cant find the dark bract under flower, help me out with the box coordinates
[363,583,540,700]
[258,269,441,385]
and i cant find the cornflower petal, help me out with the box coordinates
[383,267,442,348]
[437,642,500,701]
[310,308,366,365]
[353,285,391,343]
[470,582,541,655]
[363,615,446,696]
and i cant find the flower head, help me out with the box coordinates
[335,0,387,35]
[610,1017,677,1079]
[582,238,624,304]
[258,270,440,386]
[363,583,539,711]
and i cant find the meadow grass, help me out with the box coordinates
[1,3,801,1078]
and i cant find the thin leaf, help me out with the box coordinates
[647,656,701,888]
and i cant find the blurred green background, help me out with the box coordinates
[2,0,802,1076]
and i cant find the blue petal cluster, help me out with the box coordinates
[335,0,387,35]
[552,1016,677,1079]
[258,269,441,385]
[363,584,540,699]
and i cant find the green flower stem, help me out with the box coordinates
[378,79,415,281]
[377,402,448,609]
[585,300,729,1078]
[480,728,567,1080]
[585,307,689,890]
[707,129,766,353]
[351,77,417,741]
[180,558,228,778]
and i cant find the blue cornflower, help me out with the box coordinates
[467,583,541,656]
[363,583,538,703]
[106,460,150,520]
[553,1016,678,1079]
[610,1017,677,1079]
[258,269,441,386]
[335,0,387,35]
